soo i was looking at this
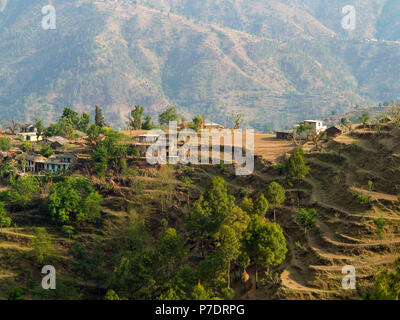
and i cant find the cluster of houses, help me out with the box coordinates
[2,123,80,175]
[3,119,228,175]
[275,120,343,140]
[25,153,78,174]
[2,117,347,174]
[132,121,226,158]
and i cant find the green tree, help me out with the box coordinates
[109,250,156,299]
[93,143,108,177]
[197,249,227,290]
[189,115,204,132]
[7,176,39,209]
[156,228,188,280]
[231,112,244,129]
[358,194,371,204]
[95,105,106,128]
[367,257,400,300]
[0,202,11,229]
[20,141,33,152]
[86,124,102,149]
[5,120,20,135]
[90,128,128,177]
[253,193,269,216]
[8,287,25,300]
[293,122,312,145]
[264,182,285,222]
[186,177,236,256]
[78,112,91,132]
[191,282,212,300]
[285,148,310,186]
[0,137,10,151]
[374,218,387,238]
[0,160,18,179]
[31,228,59,264]
[296,208,318,234]
[358,112,370,128]
[128,105,144,131]
[48,177,102,224]
[39,145,54,157]
[242,215,287,289]
[34,117,44,141]
[142,115,155,130]
[158,266,197,300]
[62,108,79,127]
[104,289,120,300]
[30,276,81,300]
[159,106,180,126]
[240,196,254,214]
[61,225,74,240]
[69,240,106,288]
[78,191,103,223]
[218,225,241,289]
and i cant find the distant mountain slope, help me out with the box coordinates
[0,0,400,130]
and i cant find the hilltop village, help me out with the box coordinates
[1,106,352,177]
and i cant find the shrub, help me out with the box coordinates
[39,145,54,157]
[0,202,11,229]
[8,287,25,300]
[357,194,371,204]
[30,228,59,264]
[373,218,387,238]
[6,176,40,209]
[48,177,102,224]
[0,137,11,151]
[20,141,33,152]
[273,163,285,174]
[296,208,318,233]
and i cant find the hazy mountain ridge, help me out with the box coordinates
[0,0,400,130]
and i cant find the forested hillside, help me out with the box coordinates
[1,0,400,130]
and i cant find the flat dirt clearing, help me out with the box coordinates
[254,133,296,163]
[122,131,296,163]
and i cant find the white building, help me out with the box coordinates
[303,120,327,134]
[17,124,43,142]
[25,153,77,174]
[203,122,224,130]
[294,120,327,139]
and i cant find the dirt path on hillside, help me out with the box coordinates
[318,201,400,221]
[352,187,399,202]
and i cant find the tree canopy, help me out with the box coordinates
[48,177,102,225]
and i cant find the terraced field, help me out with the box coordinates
[274,125,400,299]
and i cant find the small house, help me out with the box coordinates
[20,124,37,133]
[303,120,327,134]
[42,154,77,173]
[326,125,343,138]
[203,122,225,130]
[25,154,47,173]
[41,136,69,149]
[18,124,42,142]
[133,134,160,155]
[276,130,293,140]
[24,153,77,174]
